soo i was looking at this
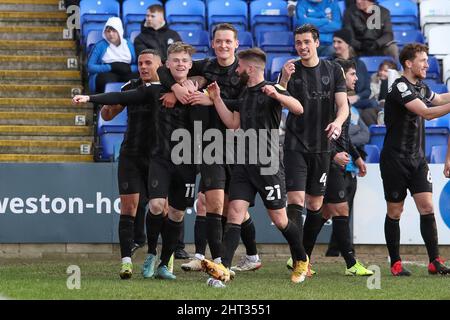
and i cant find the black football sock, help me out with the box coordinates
[221,215,228,235]
[303,208,326,257]
[280,220,307,261]
[287,204,304,231]
[420,214,440,262]
[133,200,146,245]
[332,216,356,268]
[221,223,241,268]
[194,216,207,256]
[146,210,164,255]
[159,218,183,267]
[207,212,223,260]
[241,217,257,256]
[119,215,135,258]
[384,215,401,266]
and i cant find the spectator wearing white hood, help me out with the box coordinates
[88,17,138,93]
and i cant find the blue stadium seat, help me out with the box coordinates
[338,1,345,17]
[430,144,448,163]
[369,125,386,152]
[208,0,248,33]
[426,114,450,129]
[364,144,380,163]
[178,30,210,55]
[393,30,424,49]
[97,82,127,161]
[81,21,105,46]
[80,0,120,41]
[165,0,206,30]
[426,56,441,81]
[85,29,103,55]
[122,0,162,27]
[425,127,449,161]
[359,56,399,76]
[257,31,295,77]
[125,22,142,38]
[428,82,448,94]
[270,55,298,81]
[379,0,419,30]
[129,30,140,44]
[237,31,254,51]
[250,0,290,39]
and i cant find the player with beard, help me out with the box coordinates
[380,43,450,276]
[203,48,309,287]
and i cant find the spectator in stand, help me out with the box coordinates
[88,17,138,93]
[332,29,380,125]
[294,0,342,56]
[370,60,402,108]
[134,4,182,62]
[343,0,399,61]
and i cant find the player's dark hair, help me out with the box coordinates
[334,58,356,74]
[294,24,320,41]
[237,47,266,65]
[167,41,196,57]
[139,48,161,57]
[212,23,238,40]
[147,4,164,15]
[399,43,428,69]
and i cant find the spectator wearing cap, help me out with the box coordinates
[343,0,398,61]
[332,28,380,125]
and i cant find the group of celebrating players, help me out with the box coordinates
[73,22,450,288]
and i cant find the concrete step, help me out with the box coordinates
[0,111,92,126]
[0,139,92,155]
[0,98,90,113]
[0,48,77,56]
[0,125,93,136]
[0,11,67,23]
[0,70,80,81]
[0,55,79,70]
[0,26,67,40]
[0,0,62,12]
[0,39,75,50]
[0,84,83,98]
[0,153,94,162]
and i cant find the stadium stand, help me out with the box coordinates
[237,31,254,51]
[80,0,120,44]
[368,125,386,152]
[97,82,127,161]
[359,56,400,76]
[0,0,93,162]
[379,0,419,30]
[207,0,249,34]
[420,0,450,40]
[428,25,450,58]
[122,0,162,34]
[393,29,424,50]
[250,0,291,40]
[165,0,206,31]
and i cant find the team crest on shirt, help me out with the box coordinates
[151,179,158,188]
[321,76,330,85]
[257,95,265,105]
[230,75,240,86]
[420,87,426,97]
[397,82,408,93]
[167,38,174,45]
[121,182,128,190]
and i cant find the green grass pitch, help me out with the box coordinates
[0,258,449,300]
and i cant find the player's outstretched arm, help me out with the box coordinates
[207,82,240,129]
[261,84,303,115]
[406,99,450,120]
